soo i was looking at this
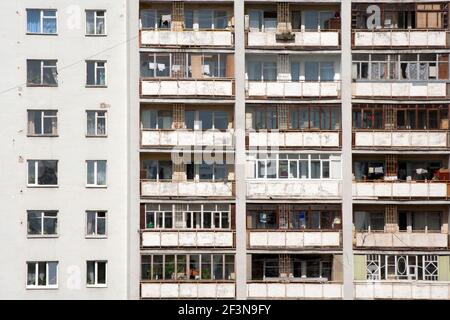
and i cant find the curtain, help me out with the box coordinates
[305,62,319,81]
[97,161,107,185]
[86,212,95,235]
[248,61,262,81]
[320,62,335,81]
[27,10,40,33]
[86,11,95,34]
[28,111,36,134]
[43,11,57,33]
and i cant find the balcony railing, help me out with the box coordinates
[247,282,343,299]
[247,230,341,249]
[352,81,448,99]
[141,282,235,299]
[353,130,449,149]
[247,30,340,47]
[352,29,448,48]
[246,81,341,99]
[248,131,340,148]
[352,181,449,200]
[354,281,450,300]
[247,180,342,200]
[141,78,234,97]
[141,180,234,198]
[141,230,234,248]
[140,30,234,47]
[141,129,234,148]
[355,231,448,248]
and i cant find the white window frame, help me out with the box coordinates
[86,160,107,187]
[86,10,106,35]
[86,261,108,287]
[86,61,107,86]
[26,9,58,34]
[86,211,107,237]
[145,210,173,229]
[27,160,58,187]
[27,110,58,136]
[27,60,58,86]
[27,210,58,237]
[26,261,58,289]
[190,162,228,182]
[86,110,107,136]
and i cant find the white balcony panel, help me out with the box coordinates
[248,231,340,248]
[140,283,235,299]
[353,82,447,98]
[355,232,448,248]
[354,31,446,47]
[355,131,448,148]
[141,181,233,197]
[354,282,450,300]
[247,180,341,199]
[247,81,340,98]
[141,30,233,46]
[247,31,339,47]
[142,231,234,247]
[248,131,339,148]
[247,283,343,299]
[142,80,233,96]
[352,182,447,199]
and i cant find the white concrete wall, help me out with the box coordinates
[0,0,129,299]
[247,31,339,47]
[141,282,236,299]
[248,131,340,148]
[355,232,448,248]
[141,30,233,46]
[247,180,342,199]
[354,131,448,149]
[354,31,447,47]
[141,230,234,247]
[141,181,233,197]
[354,282,450,300]
[247,81,340,98]
[353,82,447,98]
[141,80,234,97]
[141,130,234,147]
[248,231,341,248]
[352,182,448,199]
[247,283,343,299]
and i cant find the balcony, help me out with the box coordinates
[353,131,449,149]
[141,130,234,148]
[141,230,234,248]
[355,232,448,248]
[248,131,340,148]
[354,282,450,300]
[352,82,448,99]
[141,180,233,198]
[247,180,341,200]
[248,230,341,249]
[141,79,234,97]
[141,282,235,299]
[352,181,448,200]
[141,30,233,47]
[353,30,448,48]
[246,81,340,99]
[247,282,343,299]
[247,30,340,48]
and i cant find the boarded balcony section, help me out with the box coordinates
[141,181,233,198]
[141,230,234,248]
[141,130,234,148]
[247,180,342,200]
[248,131,340,148]
[247,31,340,48]
[141,282,235,299]
[352,182,448,200]
[141,79,234,97]
[354,282,450,300]
[246,81,341,99]
[353,131,449,150]
[353,30,448,48]
[247,282,343,299]
[355,232,448,248]
[248,231,341,249]
[352,82,448,99]
[141,30,233,47]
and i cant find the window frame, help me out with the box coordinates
[27,210,58,237]
[86,210,108,238]
[26,261,58,289]
[26,59,58,87]
[27,160,58,187]
[85,10,107,36]
[26,9,58,35]
[86,160,107,187]
[86,60,107,87]
[86,110,108,137]
[27,109,58,136]
[86,260,108,287]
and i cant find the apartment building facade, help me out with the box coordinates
[2,0,450,300]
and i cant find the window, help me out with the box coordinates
[141,254,234,281]
[27,211,58,236]
[185,110,228,130]
[145,204,173,229]
[352,106,383,129]
[354,212,385,231]
[86,61,106,86]
[87,261,107,286]
[86,111,107,136]
[86,211,107,237]
[27,60,57,86]
[143,160,172,181]
[140,9,171,29]
[27,261,58,288]
[288,106,341,130]
[86,160,107,187]
[198,10,228,29]
[304,11,334,30]
[86,10,106,35]
[251,107,277,130]
[27,9,57,34]
[303,62,335,81]
[186,162,228,182]
[28,160,58,186]
[247,59,277,81]
[410,212,441,232]
[141,110,173,129]
[27,110,57,136]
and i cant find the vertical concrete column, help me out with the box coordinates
[341,0,354,300]
[234,0,247,300]
[127,0,141,300]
